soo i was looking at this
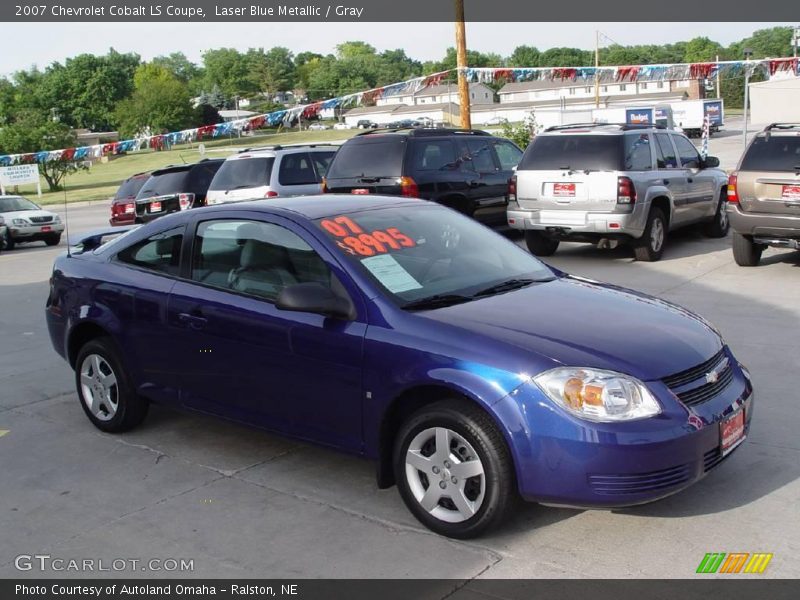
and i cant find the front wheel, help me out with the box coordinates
[704,193,730,238]
[732,231,764,267]
[524,231,559,256]
[4,231,15,250]
[45,234,62,246]
[74,337,149,432]
[634,207,667,262]
[393,399,515,539]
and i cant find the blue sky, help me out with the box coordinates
[0,22,794,76]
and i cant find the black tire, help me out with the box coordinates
[634,207,667,262]
[45,234,62,246]
[524,231,559,256]
[393,399,515,539]
[74,337,149,433]
[4,231,15,251]
[732,231,764,267]
[704,191,730,238]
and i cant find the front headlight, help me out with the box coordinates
[533,367,661,422]
[52,215,61,223]
[12,218,29,226]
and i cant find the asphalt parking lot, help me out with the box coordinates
[2,124,799,580]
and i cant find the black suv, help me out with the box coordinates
[323,129,523,225]
[135,159,224,223]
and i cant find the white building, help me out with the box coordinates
[377,83,495,107]
[497,79,700,104]
[343,103,461,127]
[749,76,800,124]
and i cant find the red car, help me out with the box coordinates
[110,172,150,226]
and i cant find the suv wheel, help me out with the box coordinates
[524,231,559,256]
[4,231,15,250]
[634,207,667,262]
[704,193,730,238]
[732,232,765,267]
[393,399,514,539]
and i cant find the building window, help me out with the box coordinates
[619,84,627,91]
[601,86,608,93]
[569,88,576,95]
[657,81,664,89]
[640,82,648,89]
[471,92,475,99]
[585,87,593,93]
[485,92,489,99]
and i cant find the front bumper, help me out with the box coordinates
[10,223,65,240]
[727,204,800,238]
[507,204,645,239]
[494,354,753,508]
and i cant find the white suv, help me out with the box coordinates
[206,144,337,205]
[508,124,730,261]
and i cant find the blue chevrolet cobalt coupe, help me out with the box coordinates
[46,195,752,538]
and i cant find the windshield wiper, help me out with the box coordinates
[402,294,474,311]
[471,278,538,298]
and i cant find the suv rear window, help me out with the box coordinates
[209,157,275,191]
[136,170,189,199]
[326,139,405,178]
[740,135,800,172]
[115,176,148,200]
[519,135,624,171]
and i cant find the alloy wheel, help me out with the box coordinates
[79,354,119,422]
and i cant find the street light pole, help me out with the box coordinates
[742,48,752,151]
[454,0,472,129]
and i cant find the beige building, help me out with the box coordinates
[377,83,495,107]
[749,76,800,124]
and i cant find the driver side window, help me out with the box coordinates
[191,220,331,302]
[672,135,701,169]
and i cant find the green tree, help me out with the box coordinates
[152,52,202,83]
[114,67,195,137]
[201,48,256,98]
[249,47,296,98]
[0,110,86,191]
[683,37,724,62]
[509,46,540,67]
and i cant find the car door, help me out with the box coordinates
[653,133,690,226]
[166,213,367,451]
[672,134,716,223]
[462,137,509,224]
[111,226,185,405]
[276,151,331,197]
[408,138,473,211]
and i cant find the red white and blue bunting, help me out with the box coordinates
[1,58,796,167]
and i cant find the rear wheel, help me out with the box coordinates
[524,231,559,256]
[45,234,61,246]
[732,232,764,267]
[634,207,667,262]
[704,192,730,238]
[394,399,515,539]
[75,338,149,432]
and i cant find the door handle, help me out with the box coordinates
[663,180,670,186]
[178,312,208,329]
[687,178,693,183]
[467,180,480,188]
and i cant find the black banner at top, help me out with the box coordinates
[1,0,797,22]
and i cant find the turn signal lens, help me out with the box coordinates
[399,176,419,198]
[321,177,328,193]
[727,173,739,203]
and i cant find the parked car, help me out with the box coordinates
[727,123,800,266]
[206,144,337,205]
[333,122,353,130]
[307,122,330,131]
[507,123,729,261]
[134,159,224,224]
[356,120,378,129]
[0,215,7,252]
[46,195,752,538]
[0,195,65,250]
[323,128,523,226]
[110,172,151,226]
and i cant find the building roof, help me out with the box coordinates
[414,82,491,98]
[498,80,677,95]
[392,102,461,115]
[345,105,405,116]
[749,75,800,88]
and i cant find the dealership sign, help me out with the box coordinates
[0,164,41,196]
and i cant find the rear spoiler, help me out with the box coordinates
[69,225,139,251]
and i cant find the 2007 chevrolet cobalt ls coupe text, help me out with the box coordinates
[46,195,753,538]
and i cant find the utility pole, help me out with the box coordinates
[715,54,721,99]
[454,0,472,129]
[793,26,799,58]
[742,48,753,151]
[594,30,600,108]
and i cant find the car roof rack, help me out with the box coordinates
[237,142,339,153]
[356,128,490,137]
[764,123,800,131]
[545,122,667,132]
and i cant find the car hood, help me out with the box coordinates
[1,209,56,220]
[422,276,722,382]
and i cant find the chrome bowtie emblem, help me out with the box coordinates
[705,357,729,384]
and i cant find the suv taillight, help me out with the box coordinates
[617,176,636,205]
[112,202,135,216]
[399,176,419,198]
[508,175,517,202]
[727,173,739,203]
[265,191,278,198]
[178,193,195,210]
[321,177,328,193]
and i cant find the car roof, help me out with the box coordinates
[540,123,670,135]
[197,194,425,220]
[151,158,223,176]
[228,143,340,159]
[352,128,492,140]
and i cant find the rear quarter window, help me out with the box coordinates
[740,135,800,171]
[518,135,624,171]
[114,176,148,200]
[136,171,190,199]
[326,139,406,179]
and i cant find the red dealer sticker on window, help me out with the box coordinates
[320,216,415,257]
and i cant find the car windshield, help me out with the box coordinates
[114,176,149,200]
[316,204,555,307]
[0,196,39,212]
[519,134,624,171]
[136,171,189,199]
[740,135,800,171]
[209,157,275,191]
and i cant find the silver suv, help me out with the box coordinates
[507,123,730,261]
[206,144,337,205]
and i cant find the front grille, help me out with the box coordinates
[662,348,726,388]
[677,366,734,407]
[588,464,691,496]
[28,215,53,224]
[703,448,725,473]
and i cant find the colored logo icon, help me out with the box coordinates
[696,552,773,574]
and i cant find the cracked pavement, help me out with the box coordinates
[1,199,798,582]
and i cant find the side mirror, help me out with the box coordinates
[276,282,355,320]
[702,156,720,168]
